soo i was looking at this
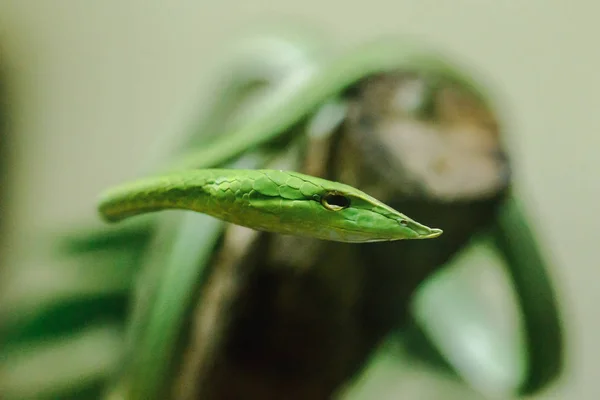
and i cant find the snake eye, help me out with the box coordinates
[321,193,351,211]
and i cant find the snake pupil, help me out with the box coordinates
[321,193,351,211]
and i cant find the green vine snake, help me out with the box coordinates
[98,169,442,242]
[94,30,562,400]
[96,32,454,400]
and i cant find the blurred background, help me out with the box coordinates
[0,1,597,399]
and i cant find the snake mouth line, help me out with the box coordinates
[323,224,443,243]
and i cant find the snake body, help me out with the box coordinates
[169,39,468,171]
[99,169,442,242]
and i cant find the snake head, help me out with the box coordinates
[271,171,443,243]
[309,190,443,242]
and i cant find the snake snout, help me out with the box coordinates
[400,217,443,239]
[420,228,443,239]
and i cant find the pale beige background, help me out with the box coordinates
[0,1,597,399]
